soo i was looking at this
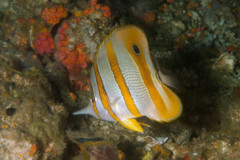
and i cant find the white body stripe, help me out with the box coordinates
[96,42,135,121]
[90,67,115,121]
[111,37,162,120]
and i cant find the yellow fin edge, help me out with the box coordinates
[122,119,143,132]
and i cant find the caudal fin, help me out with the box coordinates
[73,102,99,118]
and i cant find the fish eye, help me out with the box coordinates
[132,44,141,55]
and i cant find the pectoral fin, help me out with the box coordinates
[122,119,143,132]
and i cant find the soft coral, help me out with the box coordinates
[55,22,91,90]
[33,31,55,56]
[42,5,68,24]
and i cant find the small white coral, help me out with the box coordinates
[213,53,236,72]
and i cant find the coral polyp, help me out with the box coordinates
[55,21,91,90]
[83,0,111,18]
[42,5,68,24]
[33,31,55,56]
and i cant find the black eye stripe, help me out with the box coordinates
[132,44,141,55]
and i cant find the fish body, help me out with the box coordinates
[74,25,182,132]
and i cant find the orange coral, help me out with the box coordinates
[33,31,55,56]
[143,12,155,24]
[45,142,54,152]
[1,125,9,129]
[69,92,77,100]
[42,5,68,24]
[74,10,84,17]
[83,7,95,16]
[101,6,111,18]
[29,18,35,23]
[167,0,173,3]
[91,0,98,6]
[83,0,111,18]
[187,11,193,17]
[96,4,101,10]
[55,22,91,90]
[159,3,167,12]
[187,1,199,9]
[29,144,36,156]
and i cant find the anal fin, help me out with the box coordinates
[139,122,151,128]
[122,119,143,132]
